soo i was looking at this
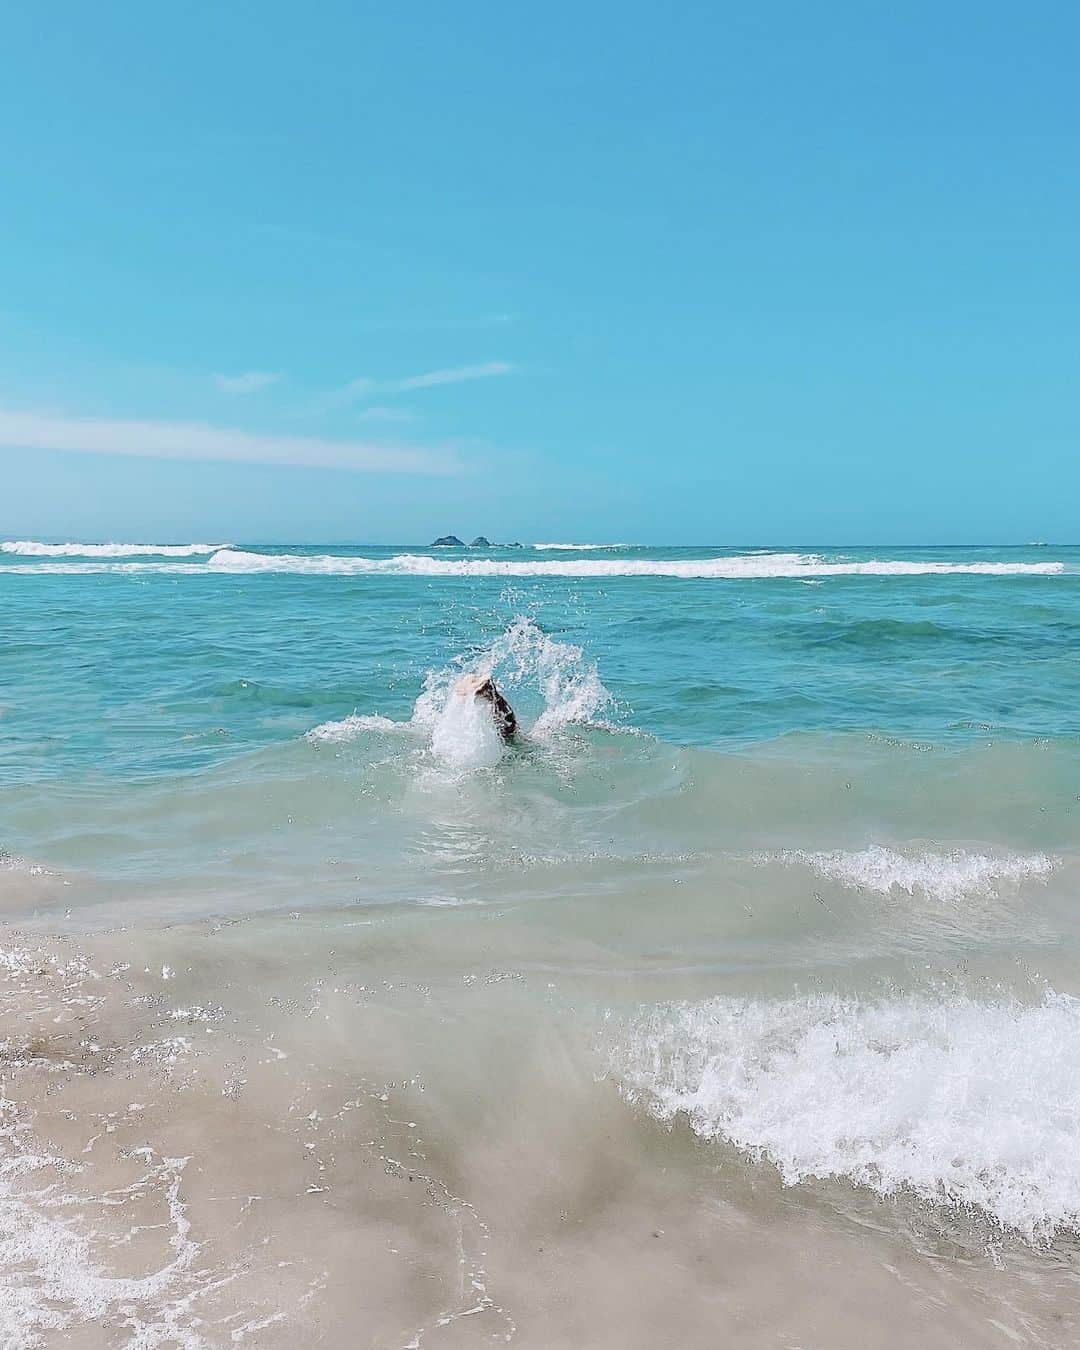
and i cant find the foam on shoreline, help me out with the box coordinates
[618,990,1080,1239]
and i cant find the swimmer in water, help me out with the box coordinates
[452,672,517,743]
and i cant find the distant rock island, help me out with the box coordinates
[428,535,524,549]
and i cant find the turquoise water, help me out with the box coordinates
[2,541,1080,1347]
[3,543,1077,784]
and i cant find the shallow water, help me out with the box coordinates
[2,541,1080,1346]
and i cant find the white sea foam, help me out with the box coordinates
[0,545,1063,578]
[0,1135,205,1346]
[0,540,222,558]
[531,542,630,551]
[203,548,1063,579]
[413,895,484,907]
[767,846,1059,901]
[0,852,57,878]
[306,713,405,743]
[617,990,1080,1238]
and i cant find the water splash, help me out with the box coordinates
[479,616,613,736]
[429,690,506,769]
[314,618,615,766]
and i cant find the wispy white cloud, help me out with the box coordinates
[394,361,513,391]
[215,371,281,394]
[0,407,458,474]
[319,361,514,413]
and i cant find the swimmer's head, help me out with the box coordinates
[453,672,496,701]
[451,672,517,742]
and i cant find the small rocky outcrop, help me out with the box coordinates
[469,536,492,548]
[430,535,464,547]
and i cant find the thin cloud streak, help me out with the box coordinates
[0,408,459,475]
[395,361,514,391]
[319,361,514,412]
[215,371,281,394]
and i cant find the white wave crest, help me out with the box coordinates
[205,548,1063,579]
[0,545,1063,578]
[768,846,1058,901]
[531,542,631,551]
[1,540,223,558]
[305,713,405,743]
[617,991,1080,1238]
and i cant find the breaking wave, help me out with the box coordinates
[205,549,1064,578]
[0,545,1063,578]
[765,846,1059,902]
[1,540,223,558]
[617,990,1080,1240]
[305,713,405,743]
[531,542,631,551]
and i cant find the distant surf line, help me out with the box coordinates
[0,544,1066,579]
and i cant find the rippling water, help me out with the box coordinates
[1,541,1079,1347]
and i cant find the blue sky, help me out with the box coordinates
[1,2,1077,543]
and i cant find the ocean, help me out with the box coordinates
[1,540,1079,1347]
